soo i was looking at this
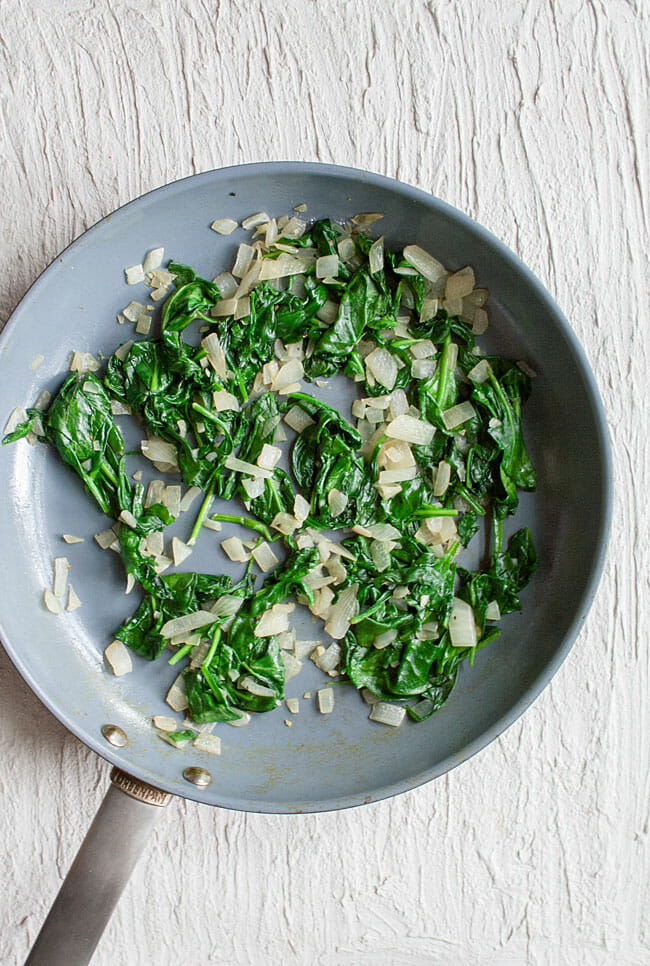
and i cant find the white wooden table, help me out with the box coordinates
[1,2,648,964]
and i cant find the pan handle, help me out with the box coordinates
[24,767,171,966]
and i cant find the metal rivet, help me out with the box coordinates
[183,766,212,787]
[101,724,128,748]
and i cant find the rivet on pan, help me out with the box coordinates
[183,766,212,787]
[101,724,128,748]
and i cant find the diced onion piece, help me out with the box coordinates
[221,536,249,562]
[403,244,447,285]
[122,301,151,324]
[193,733,222,755]
[211,298,238,319]
[281,215,307,238]
[272,358,304,391]
[153,715,177,732]
[252,541,279,573]
[365,347,397,391]
[316,254,339,278]
[105,640,132,676]
[242,477,265,500]
[284,405,314,433]
[254,604,290,637]
[271,512,299,536]
[211,218,238,235]
[213,271,238,299]
[467,359,492,383]
[327,488,348,518]
[202,333,228,379]
[242,211,270,230]
[377,483,402,499]
[259,254,310,280]
[485,600,501,621]
[351,212,383,228]
[94,528,117,550]
[285,698,300,714]
[441,402,476,431]
[281,651,302,682]
[337,237,356,260]
[232,243,255,278]
[52,557,70,598]
[172,537,192,567]
[370,540,391,573]
[118,510,138,529]
[369,236,384,274]
[66,585,82,611]
[166,674,188,712]
[472,308,489,334]
[256,443,282,471]
[224,455,273,479]
[161,611,216,638]
[316,299,339,324]
[125,264,145,285]
[70,351,100,374]
[412,359,435,379]
[449,597,478,647]
[324,584,359,640]
[373,629,397,649]
[239,676,275,697]
[140,247,163,273]
[145,531,165,556]
[293,493,311,523]
[162,485,181,517]
[179,486,202,514]
[445,266,475,299]
[141,437,179,469]
[378,467,417,485]
[388,389,409,420]
[314,642,341,674]
[386,414,435,445]
[43,588,62,614]
[362,688,381,705]
[228,712,252,727]
[317,688,335,714]
[433,460,451,496]
[369,701,406,727]
[4,406,27,437]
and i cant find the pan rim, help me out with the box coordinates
[0,161,613,812]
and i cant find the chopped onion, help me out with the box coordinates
[166,674,188,712]
[211,218,238,235]
[386,414,435,444]
[281,652,302,682]
[378,466,417,484]
[141,437,179,468]
[232,243,255,278]
[172,537,192,567]
[272,358,304,391]
[153,715,177,732]
[316,254,339,278]
[449,597,478,647]
[441,401,476,430]
[221,536,249,562]
[317,688,335,713]
[314,642,341,675]
[373,629,397,649]
[377,483,402,499]
[445,266,475,299]
[351,212,384,228]
[105,640,132,676]
[43,588,62,614]
[403,244,447,285]
[242,477,265,500]
[252,541,279,573]
[161,611,217,638]
[327,488,348,518]
[193,733,222,755]
[256,443,282,470]
[211,298,238,318]
[472,308,489,334]
[70,351,100,374]
[324,583,359,640]
[293,493,311,523]
[240,675,275,697]
[162,485,181,517]
[178,486,201,514]
[228,712,252,727]
[370,540,391,573]
[62,533,84,545]
[118,509,138,529]
[337,237,356,261]
[369,236,384,274]
[52,556,70,598]
[316,299,339,324]
[242,211,270,230]
[467,359,492,384]
[66,585,82,611]
[285,698,300,714]
[213,271,238,299]
[388,388,409,419]
[284,405,314,433]
[485,600,501,621]
[412,359,435,379]
[94,528,117,550]
[224,455,273,479]
[125,264,145,285]
[209,594,244,618]
[433,460,451,496]
[365,347,397,390]
[281,215,307,238]
[259,253,310,280]
[254,606,289,637]
[201,333,228,379]
[369,701,406,727]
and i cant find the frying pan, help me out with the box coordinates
[0,163,611,965]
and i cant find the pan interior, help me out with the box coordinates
[0,164,610,811]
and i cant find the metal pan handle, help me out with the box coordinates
[24,767,171,966]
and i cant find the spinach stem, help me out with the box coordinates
[209,513,277,542]
[187,481,215,546]
[168,641,194,666]
[413,505,458,518]
[201,625,222,670]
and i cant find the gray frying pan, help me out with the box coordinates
[0,163,611,965]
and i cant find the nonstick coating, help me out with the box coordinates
[0,163,611,812]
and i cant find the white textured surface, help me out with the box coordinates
[0,1,648,964]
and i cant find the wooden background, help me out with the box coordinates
[1,2,648,963]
